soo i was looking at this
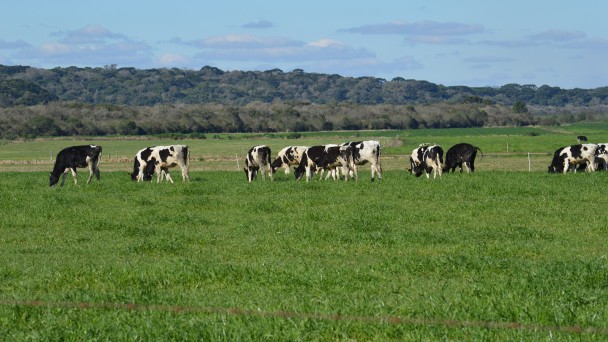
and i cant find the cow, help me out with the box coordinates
[244,145,273,182]
[339,140,383,181]
[49,145,102,187]
[130,145,190,183]
[443,143,483,173]
[547,144,597,174]
[408,144,444,179]
[577,143,608,171]
[294,145,353,181]
[577,135,588,144]
[270,146,309,175]
[595,143,608,171]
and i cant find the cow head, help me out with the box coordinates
[49,172,60,187]
[408,157,425,177]
[294,165,305,180]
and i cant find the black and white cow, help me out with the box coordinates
[270,146,309,175]
[408,144,444,179]
[340,140,383,181]
[547,144,597,174]
[244,145,273,182]
[569,143,608,172]
[595,143,608,171]
[443,143,482,173]
[294,145,353,181]
[49,145,102,187]
[577,135,588,144]
[131,145,190,183]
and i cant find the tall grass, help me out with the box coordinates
[0,170,607,339]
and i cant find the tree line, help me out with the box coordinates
[1,101,603,140]
[2,64,608,107]
[0,64,607,139]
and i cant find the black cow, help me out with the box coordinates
[49,145,102,187]
[131,145,190,183]
[408,144,443,179]
[294,145,353,181]
[548,144,597,174]
[577,135,588,144]
[443,143,482,173]
[244,145,273,182]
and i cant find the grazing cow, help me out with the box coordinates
[131,145,190,183]
[595,143,608,171]
[443,143,483,173]
[270,146,309,174]
[571,143,608,172]
[547,144,597,174]
[294,145,353,181]
[577,135,588,144]
[244,145,273,182]
[408,144,444,179]
[340,140,383,181]
[49,145,102,187]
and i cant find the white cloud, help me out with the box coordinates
[158,53,192,66]
[242,20,273,29]
[341,20,485,45]
[528,30,586,42]
[14,25,152,67]
[190,34,302,49]
[190,34,374,63]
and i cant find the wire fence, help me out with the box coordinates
[1,299,607,336]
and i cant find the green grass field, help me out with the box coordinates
[1,125,607,339]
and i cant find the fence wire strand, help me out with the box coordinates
[1,299,607,335]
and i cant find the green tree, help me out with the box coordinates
[512,101,528,113]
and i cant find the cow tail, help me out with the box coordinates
[183,146,190,170]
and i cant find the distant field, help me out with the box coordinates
[1,124,608,173]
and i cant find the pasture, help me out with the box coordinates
[0,125,607,339]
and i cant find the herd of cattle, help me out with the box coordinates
[48,138,608,186]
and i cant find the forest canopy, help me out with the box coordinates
[0,64,607,139]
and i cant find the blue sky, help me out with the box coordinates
[1,0,607,89]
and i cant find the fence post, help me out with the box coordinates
[528,152,531,172]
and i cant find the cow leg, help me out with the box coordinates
[437,161,443,178]
[341,166,349,181]
[563,160,570,174]
[164,170,174,183]
[376,163,382,180]
[137,163,146,182]
[86,162,96,184]
[155,166,165,183]
[258,164,267,181]
[70,168,78,185]
[60,169,70,186]
[94,162,101,180]
[181,166,190,182]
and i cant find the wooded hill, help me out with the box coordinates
[0,64,607,139]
